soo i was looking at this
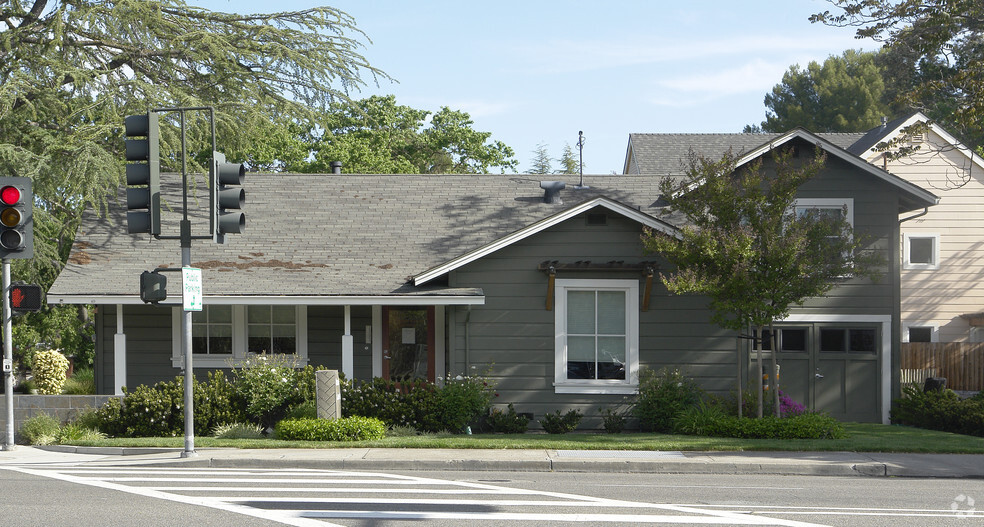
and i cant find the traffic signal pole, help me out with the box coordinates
[3,259,12,450]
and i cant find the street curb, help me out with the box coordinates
[38,445,186,456]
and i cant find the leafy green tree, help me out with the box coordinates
[297,95,517,174]
[755,50,890,133]
[643,147,880,417]
[812,0,984,148]
[529,143,553,174]
[0,1,388,364]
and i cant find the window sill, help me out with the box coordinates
[171,356,309,369]
[554,384,638,395]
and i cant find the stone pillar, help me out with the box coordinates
[315,369,341,420]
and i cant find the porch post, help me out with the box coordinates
[342,305,354,378]
[113,304,126,395]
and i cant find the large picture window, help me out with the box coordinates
[554,279,638,394]
[173,305,307,368]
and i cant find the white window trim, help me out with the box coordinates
[793,198,854,227]
[903,233,940,270]
[902,322,939,343]
[554,278,639,394]
[171,305,308,368]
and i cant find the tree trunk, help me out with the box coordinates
[736,336,743,419]
[770,322,780,418]
[756,325,764,419]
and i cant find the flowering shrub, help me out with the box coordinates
[342,374,497,433]
[778,392,807,417]
[33,349,70,394]
[93,371,244,437]
[232,353,303,427]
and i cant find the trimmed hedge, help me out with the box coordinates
[672,405,847,439]
[275,416,386,441]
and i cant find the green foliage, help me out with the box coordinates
[539,409,583,434]
[32,349,69,394]
[757,50,889,133]
[232,354,304,428]
[645,147,881,333]
[891,384,984,437]
[12,305,94,370]
[812,0,984,149]
[56,423,106,443]
[633,368,705,432]
[487,403,530,434]
[295,95,517,174]
[212,422,265,440]
[275,417,386,442]
[93,372,245,437]
[0,2,389,292]
[529,143,553,174]
[284,400,318,421]
[672,406,847,439]
[61,368,96,395]
[18,414,61,445]
[600,407,627,434]
[341,375,496,433]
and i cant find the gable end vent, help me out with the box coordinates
[586,213,607,226]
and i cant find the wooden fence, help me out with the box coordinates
[901,342,984,391]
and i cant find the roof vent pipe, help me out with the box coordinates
[330,161,343,175]
[540,181,566,204]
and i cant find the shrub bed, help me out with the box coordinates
[891,384,984,437]
[275,416,386,441]
[672,404,846,439]
[633,367,703,432]
[341,375,495,433]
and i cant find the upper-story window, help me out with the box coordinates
[903,233,940,270]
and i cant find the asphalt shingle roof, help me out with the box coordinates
[50,173,670,300]
[625,132,866,175]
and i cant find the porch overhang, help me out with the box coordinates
[47,291,486,306]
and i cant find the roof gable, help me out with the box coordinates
[412,197,678,285]
[850,112,984,174]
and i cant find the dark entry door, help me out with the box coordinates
[381,306,435,383]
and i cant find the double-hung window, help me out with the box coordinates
[554,279,638,394]
[172,305,308,368]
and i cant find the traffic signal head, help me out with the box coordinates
[0,177,33,259]
[9,284,42,312]
[139,270,167,304]
[124,112,161,235]
[212,151,245,244]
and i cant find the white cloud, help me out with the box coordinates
[505,33,869,75]
[654,58,792,96]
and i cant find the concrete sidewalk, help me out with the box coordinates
[5,445,982,478]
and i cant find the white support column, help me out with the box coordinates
[435,306,446,385]
[341,305,354,378]
[113,305,126,395]
[372,306,382,378]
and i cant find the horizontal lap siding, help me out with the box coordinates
[882,133,984,342]
[450,212,733,423]
[99,304,176,392]
[790,155,898,316]
[307,306,372,379]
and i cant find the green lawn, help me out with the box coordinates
[61,423,984,454]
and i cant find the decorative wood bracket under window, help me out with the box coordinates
[539,260,659,312]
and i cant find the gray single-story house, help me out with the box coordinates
[48,128,938,425]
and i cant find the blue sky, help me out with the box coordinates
[199,1,873,174]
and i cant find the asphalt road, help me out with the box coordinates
[1,464,983,526]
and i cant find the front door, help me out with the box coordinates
[382,306,435,383]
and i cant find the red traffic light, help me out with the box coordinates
[9,284,42,311]
[0,185,20,206]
